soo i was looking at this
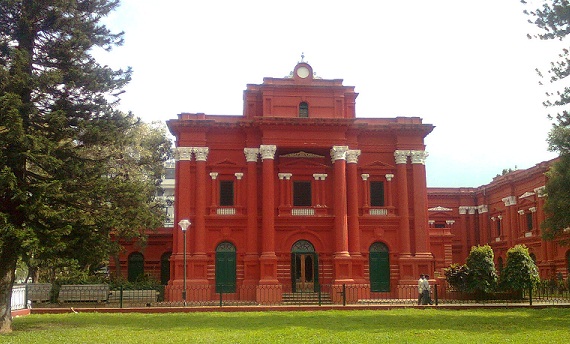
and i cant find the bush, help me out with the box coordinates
[499,244,540,293]
[465,245,498,295]
[444,263,470,292]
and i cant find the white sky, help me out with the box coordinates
[96,0,562,187]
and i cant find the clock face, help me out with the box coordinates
[296,66,310,78]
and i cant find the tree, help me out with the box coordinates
[465,245,498,296]
[499,245,540,295]
[0,1,170,332]
[444,263,470,293]
[522,0,570,241]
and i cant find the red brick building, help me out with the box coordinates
[111,62,569,302]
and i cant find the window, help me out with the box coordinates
[293,181,312,206]
[434,223,446,229]
[128,252,144,282]
[370,181,385,207]
[299,102,309,118]
[219,180,234,206]
[526,212,533,231]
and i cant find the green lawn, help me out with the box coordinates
[3,308,570,343]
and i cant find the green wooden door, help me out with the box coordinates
[291,240,319,293]
[216,242,236,293]
[369,243,390,292]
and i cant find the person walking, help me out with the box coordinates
[422,275,433,305]
[417,274,425,305]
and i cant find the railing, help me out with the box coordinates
[17,282,570,309]
[291,208,315,216]
[11,284,27,311]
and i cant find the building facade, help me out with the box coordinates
[111,62,570,302]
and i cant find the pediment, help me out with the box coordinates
[428,206,453,212]
[280,151,325,159]
[211,159,238,167]
[279,158,329,170]
[361,160,395,171]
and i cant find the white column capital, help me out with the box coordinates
[534,186,546,197]
[446,220,456,226]
[278,173,292,180]
[209,172,218,180]
[330,145,349,162]
[529,206,537,213]
[244,148,260,162]
[385,174,394,181]
[410,150,428,164]
[361,173,370,181]
[518,210,525,215]
[394,150,410,164]
[313,173,328,180]
[175,147,193,161]
[346,149,361,164]
[193,147,209,161]
[259,145,277,160]
[235,173,244,180]
[477,205,488,214]
[502,196,517,207]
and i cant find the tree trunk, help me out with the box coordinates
[0,241,18,333]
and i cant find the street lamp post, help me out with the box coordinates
[178,219,191,306]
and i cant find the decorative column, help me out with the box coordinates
[243,148,259,293]
[312,174,327,208]
[458,206,469,260]
[171,147,192,289]
[502,196,517,248]
[278,173,292,209]
[193,147,209,256]
[394,150,411,256]
[209,172,218,211]
[235,173,243,208]
[361,174,370,209]
[244,148,259,255]
[331,145,353,287]
[258,144,279,288]
[331,146,350,257]
[410,150,430,256]
[478,205,489,245]
[385,174,394,208]
[346,150,361,256]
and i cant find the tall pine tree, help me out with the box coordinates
[0,1,170,332]
[522,0,570,242]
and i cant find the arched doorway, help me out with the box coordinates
[369,242,390,292]
[160,252,171,285]
[215,242,236,293]
[291,240,319,292]
[128,252,144,282]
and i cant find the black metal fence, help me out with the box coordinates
[15,282,570,309]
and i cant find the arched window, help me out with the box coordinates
[128,252,144,282]
[369,242,390,292]
[299,102,309,118]
[215,242,236,293]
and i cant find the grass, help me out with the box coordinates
[3,308,570,343]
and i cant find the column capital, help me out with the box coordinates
[278,173,292,180]
[502,196,517,207]
[385,173,394,181]
[175,147,193,161]
[361,173,369,181]
[394,150,410,164]
[235,172,244,180]
[330,145,349,162]
[477,204,488,214]
[313,173,328,180]
[193,147,209,161]
[410,150,428,164]
[534,186,546,197]
[346,149,361,164]
[209,172,218,180]
[244,148,260,162]
[259,145,277,160]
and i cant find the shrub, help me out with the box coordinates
[465,245,498,295]
[444,263,470,292]
[499,244,540,293]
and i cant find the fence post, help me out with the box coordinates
[434,284,438,306]
[529,285,532,306]
[342,284,346,306]
[119,285,123,309]
[318,284,322,306]
[219,287,223,307]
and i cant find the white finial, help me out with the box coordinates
[301,52,305,62]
